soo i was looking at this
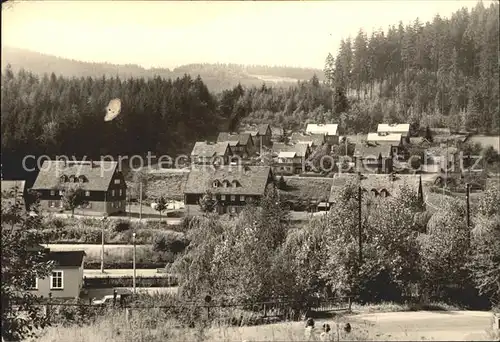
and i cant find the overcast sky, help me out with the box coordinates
[2,0,483,69]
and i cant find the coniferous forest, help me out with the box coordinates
[1,2,498,181]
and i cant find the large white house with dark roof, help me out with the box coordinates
[377,123,410,137]
[31,160,127,215]
[305,124,339,145]
[271,143,311,175]
[184,165,274,216]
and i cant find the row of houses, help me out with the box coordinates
[3,161,424,217]
[3,123,449,217]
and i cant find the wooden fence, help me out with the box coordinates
[27,295,352,325]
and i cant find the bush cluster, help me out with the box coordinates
[41,216,191,247]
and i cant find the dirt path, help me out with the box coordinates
[349,310,493,341]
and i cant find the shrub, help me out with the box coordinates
[153,231,189,254]
[114,220,131,233]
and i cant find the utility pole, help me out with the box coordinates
[139,182,143,221]
[101,216,107,273]
[466,183,471,229]
[132,232,137,296]
[358,172,363,265]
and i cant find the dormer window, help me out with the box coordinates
[212,180,219,188]
[232,180,240,188]
[78,175,87,183]
[69,175,77,183]
[59,175,67,183]
[114,179,120,185]
[222,180,230,188]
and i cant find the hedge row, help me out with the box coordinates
[85,262,166,269]
[84,276,177,288]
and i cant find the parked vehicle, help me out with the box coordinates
[92,293,131,306]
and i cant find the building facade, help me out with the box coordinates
[305,123,339,145]
[217,132,256,158]
[190,141,232,165]
[184,165,274,216]
[31,160,127,215]
[27,250,86,299]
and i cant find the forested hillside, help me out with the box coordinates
[1,2,498,182]
[0,69,221,181]
[0,47,322,92]
[240,2,499,134]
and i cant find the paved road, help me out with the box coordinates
[349,311,494,341]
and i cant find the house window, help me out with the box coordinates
[50,271,64,289]
[87,202,92,209]
[240,195,245,202]
[85,191,90,197]
[119,189,123,196]
[27,277,38,290]
[114,179,120,184]
[230,207,236,214]
[59,201,63,208]
[50,190,55,196]
[221,195,226,200]
[49,201,54,208]
[59,190,64,195]
[230,195,235,201]
[212,181,219,188]
[111,190,115,196]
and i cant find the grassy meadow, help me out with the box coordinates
[32,310,379,342]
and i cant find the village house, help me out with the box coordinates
[190,141,232,165]
[289,132,326,149]
[305,124,339,145]
[184,165,274,216]
[217,132,256,158]
[329,173,424,204]
[242,124,272,153]
[377,123,411,143]
[366,132,404,155]
[271,127,285,142]
[354,143,394,174]
[31,160,127,215]
[271,143,311,175]
[27,247,86,299]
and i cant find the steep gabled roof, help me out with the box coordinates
[257,124,271,136]
[272,143,309,158]
[191,142,230,157]
[377,124,410,136]
[278,151,298,158]
[47,250,86,267]
[329,174,423,202]
[367,132,402,143]
[306,124,338,136]
[354,143,393,158]
[217,132,253,146]
[32,160,121,192]
[185,165,272,195]
[290,133,325,146]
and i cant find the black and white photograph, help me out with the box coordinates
[1,0,499,341]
